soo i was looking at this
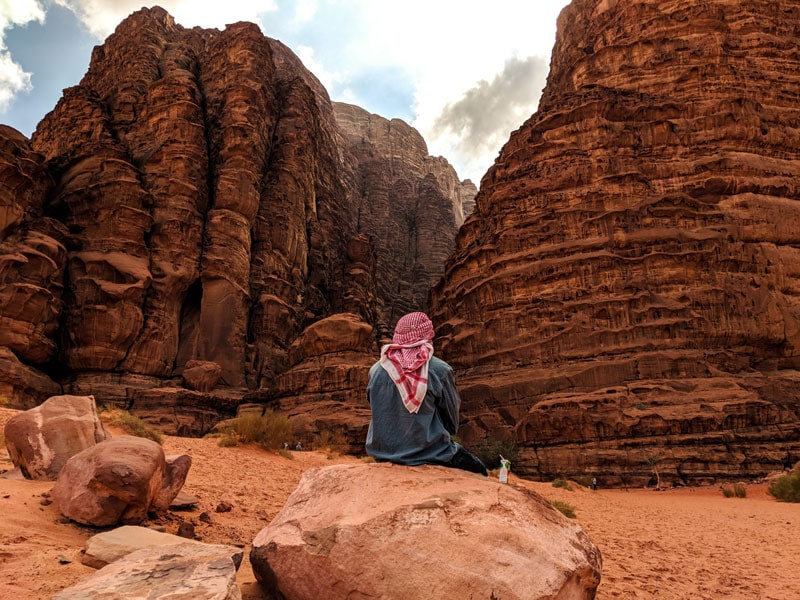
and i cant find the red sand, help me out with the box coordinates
[1,406,798,599]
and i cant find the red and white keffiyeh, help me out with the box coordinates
[379,312,435,413]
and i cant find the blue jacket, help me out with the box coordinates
[365,356,460,465]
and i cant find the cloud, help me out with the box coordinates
[0,0,45,111]
[425,55,550,183]
[52,0,279,39]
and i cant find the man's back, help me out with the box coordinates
[365,356,459,465]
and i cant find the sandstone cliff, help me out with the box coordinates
[430,0,800,485]
[334,102,476,334]
[0,7,473,438]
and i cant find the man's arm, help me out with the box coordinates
[438,365,461,435]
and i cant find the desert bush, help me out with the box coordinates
[552,477,573,491]
[217,434,239,447]
[768,470,800,503]
[471,437,519,470]
[573,476,593,488]
[103,409,163,444]
[551,500,576,518]
[720,482,747,498]
[220,411,292,450]
[314,427,349,453]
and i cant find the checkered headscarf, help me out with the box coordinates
[379,312,435,413]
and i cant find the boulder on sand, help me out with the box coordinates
[3,394,108,480]
[250,462,602,600]
[52,435,190,526]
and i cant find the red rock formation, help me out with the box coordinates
[430,0,800,485]
[334,102,476,335]
[0,7,471,437]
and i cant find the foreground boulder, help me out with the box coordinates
[52,435,189,526]
[52,541,241,600]
[251,463,602,599]
[3,394,108,480]
[82,525,243,569]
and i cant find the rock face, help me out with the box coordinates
[0,126,64,406]
[258,313,376,451]
[52,435,189,526]
[3,394,108,480]
[53,541,242,600]
[250,463,601,600]
[334,102,477,334]
[430,0,800,485]
[0,7,472,428]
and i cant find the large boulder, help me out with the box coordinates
[52,435,189,526]
[3,394,108,480]
[52,541,241,600]
[250,463,602,600]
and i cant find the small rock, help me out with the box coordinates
[176,522,196,539]
[215,501,233,513]
[199,512,213,524]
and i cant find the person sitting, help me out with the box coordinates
[365,311,487,476]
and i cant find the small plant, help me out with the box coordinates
[277,449,294,460]
[573,476,593,488]
[103,409,163,444]
[634,402,647,410]
[218,411,291,450]
[471,437,519,470]
[217,434,239,447]
[314,427,349,454]
[551,500,576,518]
[768,470,800,503]
[720,482,747,498]
[552,478,573,491]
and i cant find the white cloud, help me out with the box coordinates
[53,0,279,39]
[0,0,45,111]
[1,0,572,184]
[0,52,32,111]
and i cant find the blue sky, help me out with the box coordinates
[0,0,571,185]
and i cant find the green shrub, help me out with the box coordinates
[551,500,576,518]
[471,438,519,470]
[573,476,593,488]
[552,477,573,491]
[220,411,291,450]
[768,471,800,503]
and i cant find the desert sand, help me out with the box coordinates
[1,406,798,600]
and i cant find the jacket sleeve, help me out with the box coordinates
[437,364,461,435]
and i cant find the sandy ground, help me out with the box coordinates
[1,406,798,599]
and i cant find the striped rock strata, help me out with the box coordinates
[430,0,800,485]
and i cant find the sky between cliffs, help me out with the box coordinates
[0,0,571,185]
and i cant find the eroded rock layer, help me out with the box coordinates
[0,7,472,436]
[334,102,477,334]
[430,0,800,485]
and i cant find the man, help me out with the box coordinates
[365,312,487,476]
